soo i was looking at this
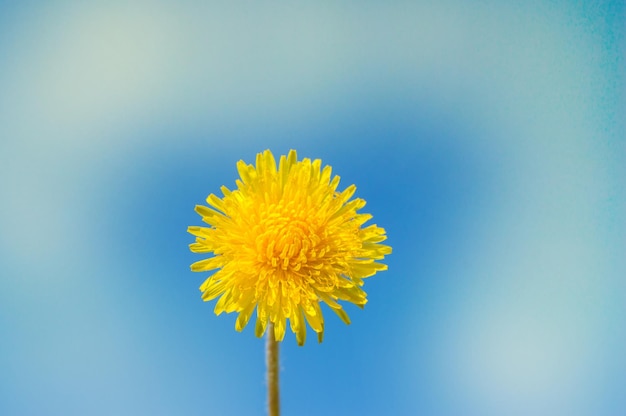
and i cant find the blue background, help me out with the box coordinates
[1,1,624,415]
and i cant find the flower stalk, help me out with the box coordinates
[267,323,280,416]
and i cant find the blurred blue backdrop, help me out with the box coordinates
[1,1,624,415]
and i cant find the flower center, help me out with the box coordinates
[255,203,323,273]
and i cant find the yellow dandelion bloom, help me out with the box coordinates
[188,149,391,345]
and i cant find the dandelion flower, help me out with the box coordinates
[188,149,391,345]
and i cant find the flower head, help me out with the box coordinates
[188,149,391,345]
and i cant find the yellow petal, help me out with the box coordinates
[235,303,256,332]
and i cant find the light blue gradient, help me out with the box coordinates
[1,2,624,415]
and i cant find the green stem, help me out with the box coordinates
[267,323,280,416]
